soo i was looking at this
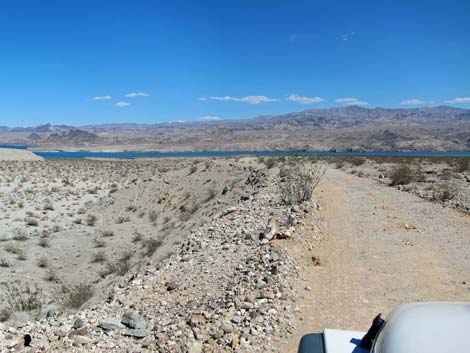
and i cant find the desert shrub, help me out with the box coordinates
[45,268,59,282]
[63,283,94,309]
[143,238,163,257]
[38,238,49,248]
[99,252,132,278]
[204,188,217,202]
[87,187,98,194]
[454,158,469,173]
[102,230,115,237]
[4,243,21,255]
[264,157,277,169]
[350,157,366,166]
[25,218,38,226]
[188,165,198,175]
[115,215,129,224]
[43,200,54,211]
[132,232,143,243]
[148,210,158,223]
[94,238,106,248]
[279,164,325,205]
[86,214,97,226]
[335,160,345,169]
[17,249,27,261]
[0,258,11,268]
[91,251,106,263]
[432,183,458,202]
[389,165,415,186]
[37,256,48,268]
[126,205,137,212]
[13,232,28,241]
[0,283,43,322]
[119,250,133,263]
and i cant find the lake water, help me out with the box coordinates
[32,150,470,159]
[1,145,469,158]
[0,144,30,149]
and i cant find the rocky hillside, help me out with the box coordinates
[0,157,323,352]
[1,106,469,152]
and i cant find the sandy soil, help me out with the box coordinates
[280,167,470,352]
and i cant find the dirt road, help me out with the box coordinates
[280,167,470,351]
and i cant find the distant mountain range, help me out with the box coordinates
[1,105,469,133]
[1,106,469,152]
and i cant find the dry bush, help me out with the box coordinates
[0,283,43,322]
[86,214,97,226]
[91,251,106,263]
[63,283,94,309]
[279,164,325,205]
[115,215,130,224]
[188,165,198,175]
[4,243,22,255]
[102,230,114,237]
[455,158,469,173]
[264,157,277,169]
[132,232,143,243]
[25,218,38,226]
[0,258,11,268]
[148,210,158,223]
[37,256,48,268]
[350,157,366,166]
[99,251,132,278]
[43,200,54,211]
[13,232,28,241]
[38,238,49,248]
[143,238,163,257]
[432,183,458,202]
[389,164,419,186]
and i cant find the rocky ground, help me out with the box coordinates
[0,155,468,353]
[0,156,323,352]
[331,156,470,213]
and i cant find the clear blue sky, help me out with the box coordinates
[1,0,469,126]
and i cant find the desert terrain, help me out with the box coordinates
[0,151,468,352]
[1,106,470,153]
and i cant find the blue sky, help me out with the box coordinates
[0,0,469,126]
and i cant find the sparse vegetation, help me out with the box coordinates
[25,217,38,226]
[86,214,98,226]
[63,283,94,309]
[389,164,415,186]
[37,256,48,268]
[279,163,325,205]
[115,215,130,224]
[0,258,11,268]
[0,283,43,322]
[91,250,107,263]
[143,238,163,257]
[38,237,50,248]
[102,230,115,237]
[148,210,158,223]
[132,232,143,243]
[455,158,469,173]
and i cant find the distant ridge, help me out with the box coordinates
[0,106,469,152]
[1,106,469,132]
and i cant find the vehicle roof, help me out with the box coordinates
[374,302,470,353]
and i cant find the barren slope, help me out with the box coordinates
[0,148,42,161]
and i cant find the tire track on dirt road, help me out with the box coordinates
[280,168,470,352]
